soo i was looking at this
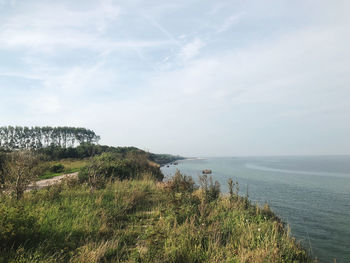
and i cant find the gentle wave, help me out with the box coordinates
[245,163,350,178]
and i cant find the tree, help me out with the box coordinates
[0,126,100,150]
[3,151,41,199]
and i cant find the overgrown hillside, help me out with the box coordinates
[0,172,312,263]
[0,128,311,262]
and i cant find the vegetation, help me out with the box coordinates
[78,152,163,189]
[36,143,109,160]
[36,143,184,164]
[1,151,42,199]
[0,169,313,262]
[1,147,165,189]
[0,152,6,191]
[50,163,65,173]
[38,159,88,180]
[0,129,311,262]
[1,140,178,185]
[0,126,100,150]
[149,153,185,166]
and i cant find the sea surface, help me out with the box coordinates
[161,156,350,263]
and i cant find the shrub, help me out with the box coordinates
[79,152,163,189]
[228,178,239,201]
[3,151,42,199]
[166,170,196,193]
[199,174,220,202]
[50,163,64,173]
[78,166,89,183]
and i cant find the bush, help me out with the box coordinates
[228,178,239,201]
[78,166,89,183]
[0,203,39,249]
[50,163,64,173]
[3,151,42,200]
[199,174,220,202]
[166,170,196,193]
[79,152,163,189]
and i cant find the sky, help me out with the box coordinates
[0,0,349,157]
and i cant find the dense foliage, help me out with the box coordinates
[0,126,100,150]
[36,144,140,160]
[50,163,65,173]
[0,173,313,262]
[36,143,183,166]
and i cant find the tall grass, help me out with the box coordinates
[0,173,314,262]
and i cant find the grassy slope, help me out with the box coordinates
[0,177,312,263]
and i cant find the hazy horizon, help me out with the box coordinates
[1,0,349,157]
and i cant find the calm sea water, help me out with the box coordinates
[161,156,350,263]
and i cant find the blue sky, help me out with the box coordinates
[0,0,349,156]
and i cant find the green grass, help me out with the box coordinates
[38,168,81,180]
[0,176,314,263]
[38,159,88,180]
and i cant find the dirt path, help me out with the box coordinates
[26,172,78,191]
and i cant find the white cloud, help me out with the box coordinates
[5,1,120,32]
[217,12,245,33]
[178,38,205,62]
[42,63,105,94]
[0,25,171,53]
[126,25,349,155]
[28,94,62,114]
[0,1,174,53]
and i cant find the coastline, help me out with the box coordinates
[160,156,350,262]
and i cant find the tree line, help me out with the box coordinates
[0,126,100,150]
[37,143,184,164]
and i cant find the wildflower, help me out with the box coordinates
[258,228,261,232]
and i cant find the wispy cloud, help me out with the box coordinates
[142,14,179,45]
[0,1,175,53]
[4,1,120,32]
[0,22,172,53]
[178,38,205,62]
[217,12,245,33]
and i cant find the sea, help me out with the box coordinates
[161,155,350,263]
